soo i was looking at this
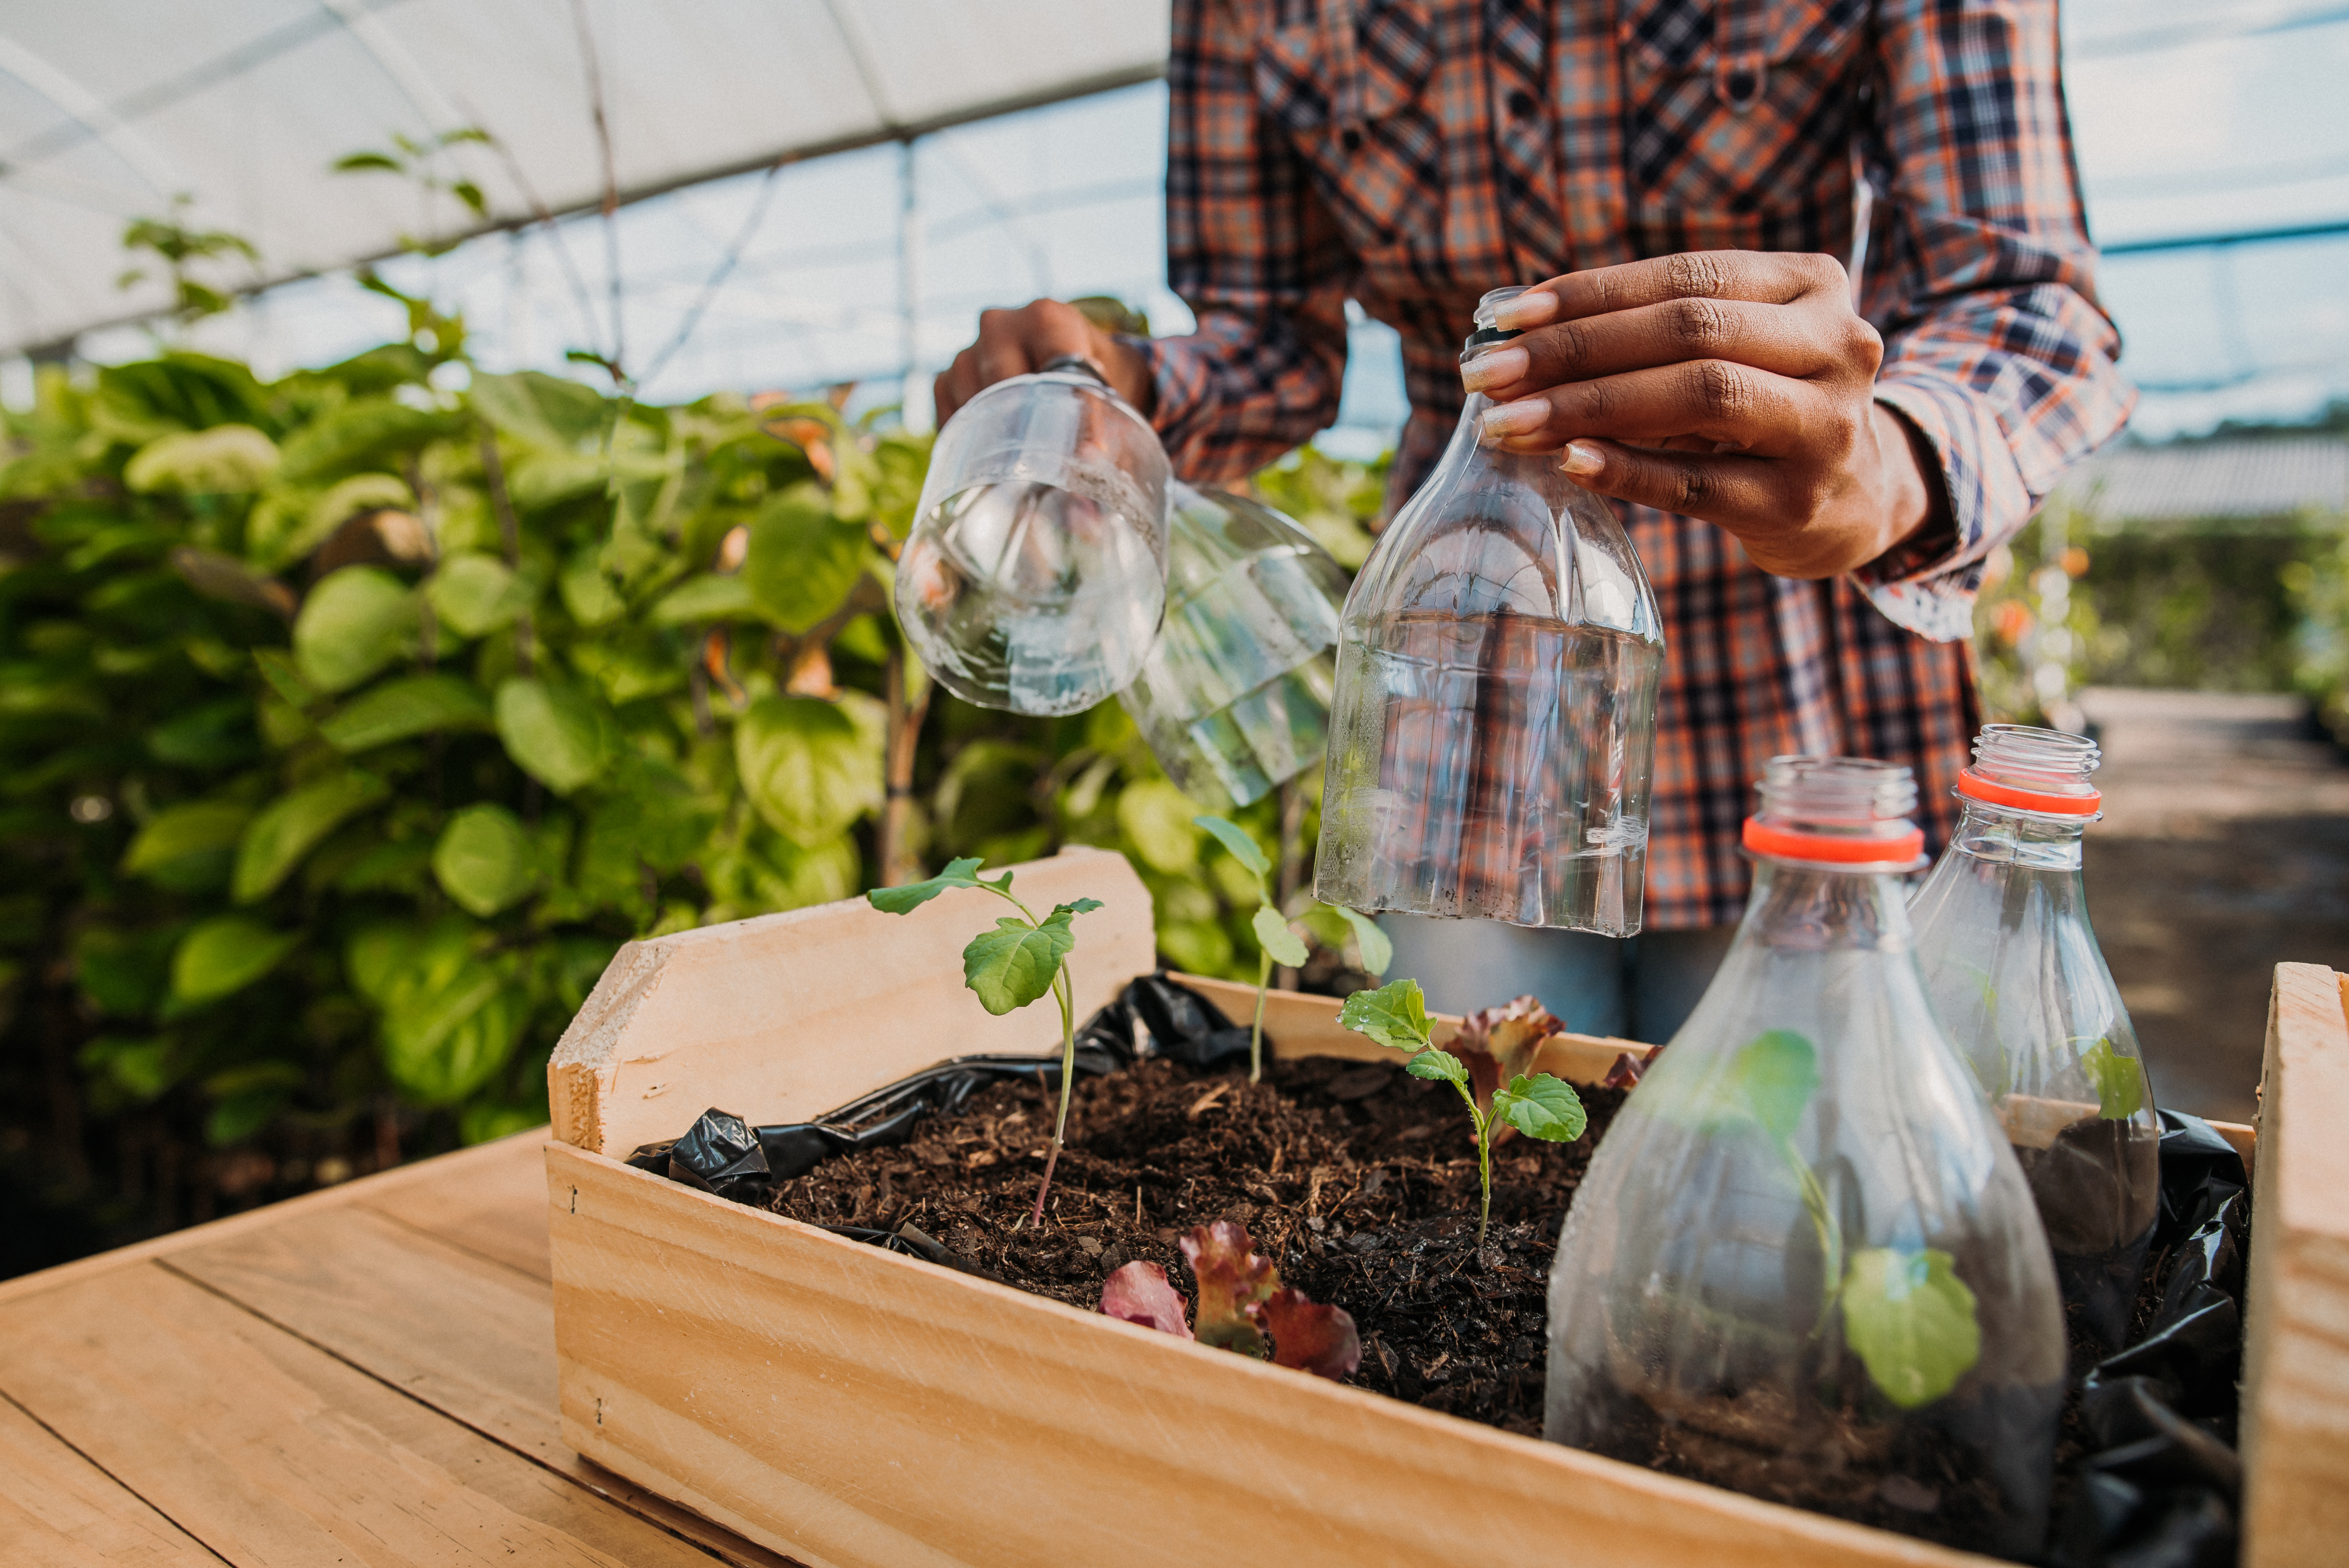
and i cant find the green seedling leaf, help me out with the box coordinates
[1493,1073,1588,1143]
[1192,813,1271,880]
[1338,978,1432,1054]
[1329,905,1392,976]
[1100,1261,1191,1339]
[1252,905,1309,968]
[1180,1220,1278,1357]
[865,856,1008,914]
[1404,1045,1471,1088]
[432,804,538,918]
[2080,1036,2146,1121]
[1263,1288,1362,1380]
[962,904,1090,1016]
[1728,1028,1820,1142]
[170,915,299,1005]
[1841,1247,1982,1410]
[1455,994,1562,1117]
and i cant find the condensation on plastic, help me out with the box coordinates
[627,976,1255,1212]
[1117,481,1349,810]
[1910,725,2162,1359]
[895,368,1170,716]
[2051,1109,2248,1568]
[1314,287,1663,935]
[1545,757,2066,1559]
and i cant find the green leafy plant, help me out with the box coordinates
[1338,979,1587,1247]
[2078,1035,2146,1121]
[1693,1029,1983,1410]
[866,858,1100,1224]
[1192,814,1389,1082]
[1099,1220,1359,1379]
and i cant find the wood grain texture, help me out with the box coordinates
[1170,971,1652,1085]
[549,846,1155,1158]
[358,1128,554,1280]
[546,1140,1995,1568]
[2241,963,2349,1568]
[0,1261,729,1568]
[0,1394,216,1567]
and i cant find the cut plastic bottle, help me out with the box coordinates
[895,362,1169,716]
[1118,481,1349,810]
[1908,724,2160,1359]
[1313,287,1663,934]
[1546,757,2066,1558]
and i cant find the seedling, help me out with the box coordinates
[1689,1029,1983,1409]
[867,857,1101,1225]
[1193,814,1390,1082]
[1099,1220,1359,1379]
[1338,978,1586,1247]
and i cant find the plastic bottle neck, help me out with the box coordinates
[1743,857,1916,953]
[1950,799,2086,871]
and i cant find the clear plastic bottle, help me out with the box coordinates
[1908,725,2159,1359]
[1118,481,1349,810]
[896,362,1170,716]
[1313,287,1664,934]
[1546,757,2065,1558]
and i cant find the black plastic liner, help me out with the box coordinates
[2053,1109,2251,1568]
[625,974,1253,1209]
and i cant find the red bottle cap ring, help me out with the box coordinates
[1741,817,1926,866]
[1955,769,2102,817]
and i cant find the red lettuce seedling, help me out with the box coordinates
[867,857,1102,1225]
[1452,994,1563,1143]
[1339,978,1588,1248]
[1100,1221,1360,1379]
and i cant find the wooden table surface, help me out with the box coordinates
[0,1130,793,1568]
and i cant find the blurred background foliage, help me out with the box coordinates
[0,284,1391,1268]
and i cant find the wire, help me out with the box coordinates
[635,159,790,388]
[2101,217,2349,255]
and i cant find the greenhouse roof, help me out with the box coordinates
[0,0,1170,357]
[2055,437,2349,528]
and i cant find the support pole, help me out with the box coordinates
[899,136,929,431]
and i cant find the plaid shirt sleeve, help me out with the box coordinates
[1851,0,2137,642]
[1142,0,1355,483]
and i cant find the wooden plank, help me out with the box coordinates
[0,1394,217,1567]
[0,1261,730,1568]
[2241,963,2349,1568]
[1172,972,1652,1085]
[549,847,1156,1158]
[547,1140,1989,1568]
[358,1128,554,1281]
[164,1202,794,1568]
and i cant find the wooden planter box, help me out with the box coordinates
[544,848,2324,1568]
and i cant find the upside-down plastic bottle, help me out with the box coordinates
[1117,481,1349,810]
[1546,757,2065,1557]
[1313,287,1663,934]
[1908,725,2160,1359]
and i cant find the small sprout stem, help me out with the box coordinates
[1033,963,1078,1226]
[1251,948,1271,1083]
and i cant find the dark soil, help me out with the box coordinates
[767,1051,1627,1436]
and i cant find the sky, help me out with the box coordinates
[18,0,2349,449]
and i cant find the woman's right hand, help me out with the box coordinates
[934,298,1155,426]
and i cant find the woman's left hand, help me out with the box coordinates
[1464,252,1948,579]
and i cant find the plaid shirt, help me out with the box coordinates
[1139,0,2134,928]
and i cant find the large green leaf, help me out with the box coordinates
[494,678,612,795]
[1841,1247,1982,1410]
[233,771,388,903]
[432,804,539,917]
[1193,814,1271,879]
[1251,906,1309,967]
[1493,1073,1588,1142]
[347,918,525,1105]
[276,396,462,483]
[427,554,537,638]
[122,800,254,881]
[1338,978,1432,1054]
[471,370,608,448]
[170,915,300,1005]
[736,694,883,847]
[558,548,625,627]
[1329,905,1393,977]
[1117,779,1201,873]
[124,424,279,494]
[744,485,865,634]
[319,673,493,752]
[294,566,416,693]
[866,856,1002,915]
[651,573,757,625]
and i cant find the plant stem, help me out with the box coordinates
[1250,949,1271,1083]
[1031,967,1077,1227]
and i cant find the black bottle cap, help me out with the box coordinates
[1464,325,1522,350]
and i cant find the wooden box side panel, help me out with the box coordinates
[545,1142,1985,1568]
[549,847,1155,1157]
[2242,963,2349,1568]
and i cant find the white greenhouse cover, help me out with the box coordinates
[0,0,1171,357]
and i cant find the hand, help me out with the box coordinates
[1462,252,1947,579]
[934,298,1156,428]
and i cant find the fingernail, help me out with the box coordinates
[1460,344,1528,391]
[1561,442,1605,477]
[1492,291,1559,330]
[1479,398,1548,438]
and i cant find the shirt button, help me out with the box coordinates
[1507,89,1539,119]
[1341,127,1364,152]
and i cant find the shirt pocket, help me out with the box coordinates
[1256,0,1443,249]
[1623,0,1868,112]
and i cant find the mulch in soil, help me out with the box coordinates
[766,1050,1627,1437]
